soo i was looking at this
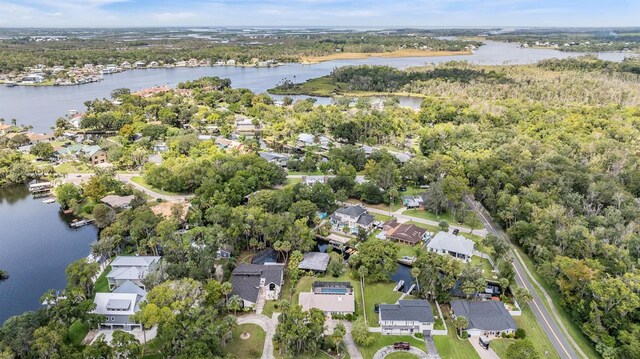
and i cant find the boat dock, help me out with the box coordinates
[70,219,94,228]
[393,280,405,292]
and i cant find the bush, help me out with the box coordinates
[414,332,424,339]
[461,330,469,339]
[515,328,526,339]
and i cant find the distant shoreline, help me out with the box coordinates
[299,49,473,64]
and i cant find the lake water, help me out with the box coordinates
[0,40,637,132]
[0,186,97,324]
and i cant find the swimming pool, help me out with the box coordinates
[320,288,349,294]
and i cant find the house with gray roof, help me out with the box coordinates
[426,231,475,261]
[298,252,330,272]
[379,300,435,336]
[330,204,375,234]
[101,194,135,210]
[450,300,517,337]
[297,133,331,150]
[106,256,160,291]
[230,264,284,308]
[259,151,289,167]
[93,280,147,330]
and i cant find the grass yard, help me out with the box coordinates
[397,244,423,259]
[512,246,600,359]
[511,306,560,359]
[347,199,403,212]
[130,176,183,196]
[55,161,92,174]
[68,321,88,348]
[471,256,497,280]
[357,333,425,359]
[490,338,516,358]
[433,320,480,359]
[363,281,404,327]
[142,338,163,359]
[94,265,111,294]
[385,352,420,359]
[225,323,266,359]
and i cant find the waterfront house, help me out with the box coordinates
[22,74,45,83]
[299,282,355,315]
[101,195,135,210]
[230,264,284,308]
[383,220,429,245]
[297,252,330,273]
[93,280,147,330]
[330,204,375,234]
[379,300,435,336]
[121,61,131,69]
[426,231,475,261]
[450,299,517,337]
[106,256,161,291]
[134,61,146,68]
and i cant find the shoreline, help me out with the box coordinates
[299,49,473,64]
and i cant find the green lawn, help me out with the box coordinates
[433,320,480,359]
[403,209,483,230]
[55,161,92,174]
[130,176,181,196]
[357,334,425,359]
[512,246,600,359]
[491,338,516,358]
[225,323,266,359]
[363,281,404,327]
[68,321,89,348]
[471,256,497,280]
[397,244,423,259]
[347,199,403,212]
[94,265,111,294]
[268,76,345,97]
[512,306,560,359]
[385,352,420,359]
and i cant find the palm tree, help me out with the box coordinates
[221,281,233,305]
[453,316,468,337]
[411,267,421,294]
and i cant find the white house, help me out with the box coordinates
[106,256,160,291]
[379,300,435,336]
[450,300,517,337]
[299,282,355,316]
[330,204,375,234]
[426,231,475,261]
[93,280,147,330]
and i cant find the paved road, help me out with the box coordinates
[465,196,583,359]
[373,346,430,359]
[364,206,488,238]
[115,173,195,201]
[468,337,500,359]
[237,313,277,359]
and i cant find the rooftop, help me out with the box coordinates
[379,300,435,323]
[299,292,355,313]
[450,300,517,331]
[110,256,160,268]
[298,252,330,271]
[335,204,367,219]
[386,223,427,244]
[231,264,284,304]
[101,194,134,208]
[427,231,475,257]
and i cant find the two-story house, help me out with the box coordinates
[330,204,375,234]
[379,300,435,336]
[106,256,161,291]
[230,264,284,308]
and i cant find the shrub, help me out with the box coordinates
[461,330,469,339]
[414,332,424,339]
[515,328,526,339]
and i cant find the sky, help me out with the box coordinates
[0,0,638,28]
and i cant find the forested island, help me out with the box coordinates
[1,55,640,359]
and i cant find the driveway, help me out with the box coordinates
[423,336,441,359]
[339,321,363,359]
[372,345,429,359]
[468,337,500,359]
[237,313,277,359]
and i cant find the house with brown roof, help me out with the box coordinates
[383,220,429,245]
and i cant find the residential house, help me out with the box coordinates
[93,280,146,330]
[121,61,132,69]
[216,244,234,259]
[134,61,146,68]
[426,231,475,261]
[297,133,331,150]
[83,145,107,165]
[215,137,244,151]
[106,256,161,291]
[22,74,45,83]
[101,195,135,210]
[450,300,517,337]
[379,300,435,336]
[298,252,330,273]
[330,204,376,234]
[259,151,289,167]
[383,220,429,245]
[299,282,355,315]
[301,175,328,186]
[234,116,260,137]
[230,264,284,308]
[402,194,427,209]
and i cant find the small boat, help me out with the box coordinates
[70,219,93,228]
[394,280,405,292]
[5,81,17,87]
[42,198,56,204]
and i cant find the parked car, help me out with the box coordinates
[479,336,490,350]
[393,342,410,350]
[452,228,460,235]
[374,304,380,313]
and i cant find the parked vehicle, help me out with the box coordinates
[452,228,460,235]
[374,304,380,313]
[393,342,410,350]
[479,336,490,350]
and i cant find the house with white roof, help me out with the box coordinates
[93,280,147,330]
[106,256,160,291]
[297,133,331,150]
[426,231,475,261]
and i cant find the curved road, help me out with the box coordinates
[237,313,277,359]
[373,346,429,359]
[465,196,584,359]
